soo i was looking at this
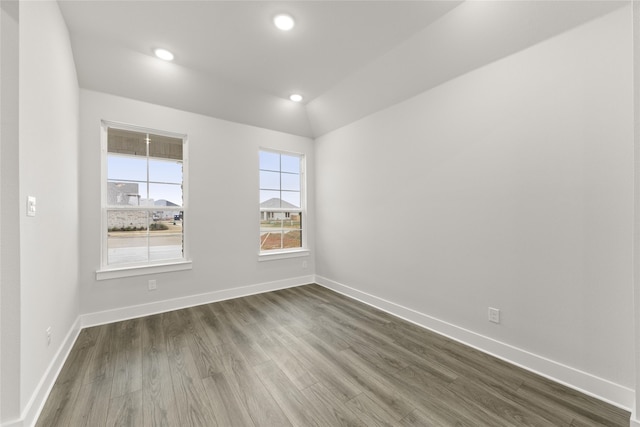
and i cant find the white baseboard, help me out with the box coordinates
[1,418,22,427]
[631,414,640,427]
[315,275,634,414]
[17,316,82,427]
[81,275,315,328]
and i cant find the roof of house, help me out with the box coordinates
[155,199,180,207]
[260,198,299,209]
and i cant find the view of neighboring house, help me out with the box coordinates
[107,182,146,228]
[107,184,182,228]
[107,182,140,206]
[154,199,181,220]
[260,197,300,221]
[155,199,179,207]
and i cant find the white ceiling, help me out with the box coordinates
[57,1,626,138]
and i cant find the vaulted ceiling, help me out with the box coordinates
[58,1,625,138]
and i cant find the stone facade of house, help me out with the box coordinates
[108,210,148,230]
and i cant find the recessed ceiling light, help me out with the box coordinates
[289,94,303,102]
[274,14,295,31]
[154,48,174,61]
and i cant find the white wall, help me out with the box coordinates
[315,5,634,408]
[71,35,314,138]
[79,90,315,318]
[633,2,640,424]
[307,1,625,138]
[0,1,20,424]
[18,0,80,421]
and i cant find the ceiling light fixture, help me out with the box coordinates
[154,48,174,61]
[274,14,295,31]
[289,94,303,102]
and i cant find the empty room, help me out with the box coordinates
[1,0,640,426]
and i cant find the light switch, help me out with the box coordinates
[27,196,36,217]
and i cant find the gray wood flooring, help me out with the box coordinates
[36,284,630,426]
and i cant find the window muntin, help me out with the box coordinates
[259,150,305,253]
[103,124,187,268]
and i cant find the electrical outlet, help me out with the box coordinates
[46,327,52,346]
[302,260,308,269]
[488,307,500,324]
[148,279,157,291]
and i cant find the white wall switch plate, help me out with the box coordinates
[27,196,36,217]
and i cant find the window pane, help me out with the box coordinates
[260,190,281,205]
[282,212,301,230]
[281,155,300,173]
[107,210,150,264]
[260,213,281,232]
[149,183,183,207]
[107,155,146,182]
[281,191,300,208]
[149,159,182,184]
[107,210,184,265]
[283,230,302,249]
[260,151,280,171]
[260,212,282,251]
[260,230,284,251]
[281,172,300,191]
[149,217,183,261]
[148,135,183,160]
[107,181,147,207]
[260,171,280,190]
[108,128,147,156]
[259,212,302,251]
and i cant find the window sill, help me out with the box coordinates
[258,249,309,262]
[96,260,192,280]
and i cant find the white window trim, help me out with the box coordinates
[258,249,310,262]
[97,120,190,279]
[259,148,308,259]
[96,260,193,280]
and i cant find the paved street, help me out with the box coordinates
[107,233,182,248]
[107,244,183,264]
[107,232,183,263]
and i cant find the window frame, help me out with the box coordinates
[96,120,191,280]
[258,148,308,260]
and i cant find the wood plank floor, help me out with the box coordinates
[36,284,630,427]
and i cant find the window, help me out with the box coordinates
[100,122,188,274]
[259,149,305,254]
